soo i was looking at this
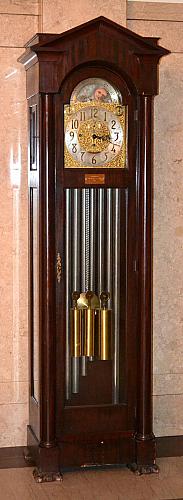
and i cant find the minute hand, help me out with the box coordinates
[92,134,121,147]
[109,140,121,147]
[92,134,110,140]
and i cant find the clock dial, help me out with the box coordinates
[64,102,127,169]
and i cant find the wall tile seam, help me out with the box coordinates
[0,402,28,406]
[154,372,183,375]
[0,13,39,17]
[0,378,29,385]
[153,393,183,397]
[153,394,183,397]
[0,46,33,49]
[127,17,183,23]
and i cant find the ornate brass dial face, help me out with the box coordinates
[64,101,127,169]
[78,119,110,153]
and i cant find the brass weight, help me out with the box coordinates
[70,291,82,357]
[98,292,112,360]
[83,291,95,357]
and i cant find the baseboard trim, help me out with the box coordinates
[0,436,182,469]
[0,447,30,469]
[157,435,183,458]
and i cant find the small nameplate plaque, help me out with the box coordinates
[85,174,105,185]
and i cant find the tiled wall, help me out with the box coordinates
[0,1,38,446]
[0,0,182,446]
[128,1,183,436]
[40,0,126,32]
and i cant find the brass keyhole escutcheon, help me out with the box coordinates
[57,253,62,283]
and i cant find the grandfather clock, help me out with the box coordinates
[19,17,169,481]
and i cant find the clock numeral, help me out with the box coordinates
[80,111,86,121]
[72,143,77,153]
[91,108,98,119]
[104,111,107,121]
[66,105,72,115]
[114,132,119,141]
[116,106,123,116]
[70,131,74,139]
[111,120,116,129]
[111,145,116,153]
[104,153,108,161]
[72,119,79,129]
[81,152,85,161]
[92,156,97,164]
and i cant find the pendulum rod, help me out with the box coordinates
[89,188,96,291]
[89,188,96,361]
[85,189,90,291]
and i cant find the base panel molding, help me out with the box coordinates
[0,436,182,469]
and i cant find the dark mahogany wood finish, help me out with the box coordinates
[19,17,169,481]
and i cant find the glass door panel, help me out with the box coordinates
[64,188,127,406]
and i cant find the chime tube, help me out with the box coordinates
[81,189,87,376]
[106,189,112,309]
[83,309,95,357]
[98,189,104,294]
[113,189,120,404]
[98,309,112,361]
[71,189,80,392]
[72,358,80,394]
[65,189,71,400]
[70,308,82,357]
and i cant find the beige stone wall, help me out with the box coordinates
[40,0,126,32]
[0,0,182,446]
[0,1,38,446]
[0,0,126,449]
[128,2,183,436]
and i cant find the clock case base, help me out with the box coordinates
[26,424,157,480]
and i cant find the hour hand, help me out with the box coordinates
[92,133,110,141]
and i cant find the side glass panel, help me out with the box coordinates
[30,187,39,403]
[64,188,127,406]
[30,105,37,170]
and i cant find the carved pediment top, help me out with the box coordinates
[18,16,170,96]
[21,16,170,58]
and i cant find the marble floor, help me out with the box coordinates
[0,457,182,499]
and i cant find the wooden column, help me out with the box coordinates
[134,95,158,474]
[36,94,61,481]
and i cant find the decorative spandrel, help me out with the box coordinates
[64,78,127,169]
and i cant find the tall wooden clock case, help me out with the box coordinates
[19,17,169,481]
